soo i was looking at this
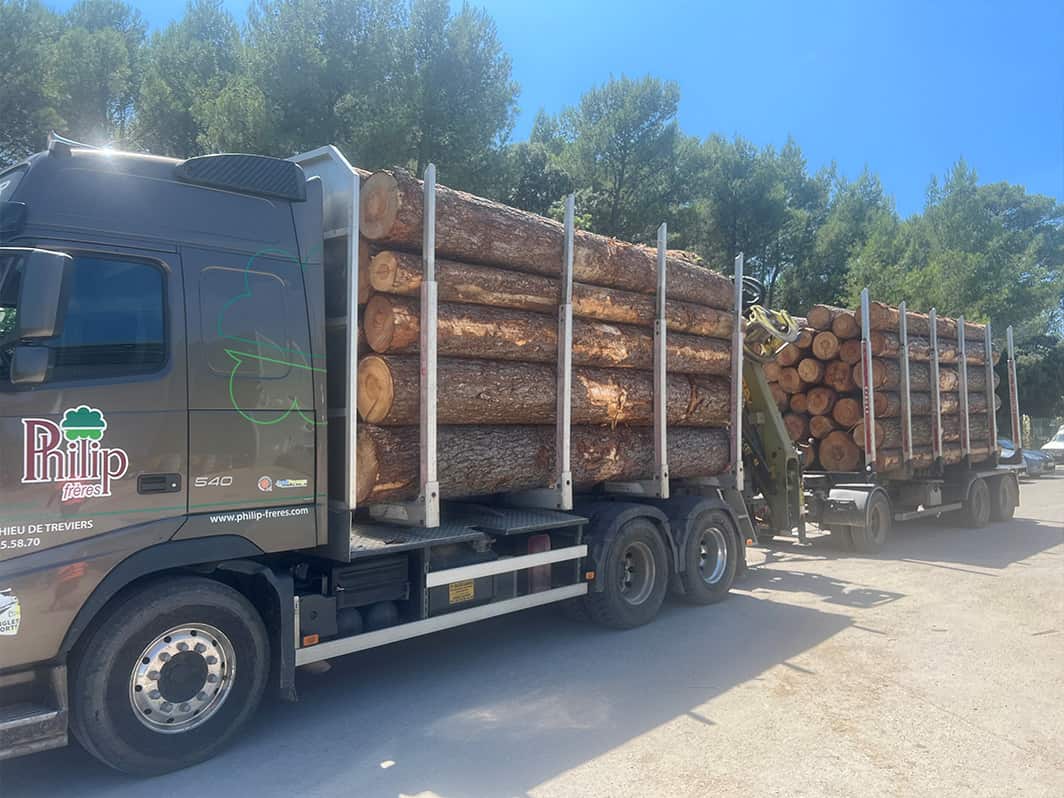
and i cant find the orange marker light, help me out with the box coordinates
[302,634,320,647]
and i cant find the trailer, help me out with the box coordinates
[747,289,1023,552]
[0,140,748,774]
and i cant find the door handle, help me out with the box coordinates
[138,473,182,494]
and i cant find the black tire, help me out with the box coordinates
[962,477,991,529]
[827,525,855,550]
[989,475,1018,522]
[677,509,738,605]
[586,518,669,629]
[70,576,269,776]
[850,492,891,554]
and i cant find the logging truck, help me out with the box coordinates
[0,138,1021,775]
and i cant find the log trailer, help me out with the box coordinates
[0,140,1021,774]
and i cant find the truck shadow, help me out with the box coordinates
[2,590,853,798]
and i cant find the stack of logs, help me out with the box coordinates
[351,169,736,504]
[763,301,1000,474]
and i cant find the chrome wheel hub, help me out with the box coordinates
[698,527,729,585]
[619,541,656,606]
[130,623,235,733]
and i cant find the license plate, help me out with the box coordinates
[448,580,475,604]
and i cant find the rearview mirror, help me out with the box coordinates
[16,249,71,340]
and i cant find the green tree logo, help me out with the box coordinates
[61,406,108,442]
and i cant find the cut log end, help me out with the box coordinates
[820,430,861,471]
[357,355,396,423]
[360,171,402,240]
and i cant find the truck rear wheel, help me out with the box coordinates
[962,477,991,529]
[850,492,891,554]
[586,518,668,629]
[677,509,738,605]
[70,576,269,776]
[989,475,1018,522]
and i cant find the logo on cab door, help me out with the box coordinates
[21,406,130,503]
[0,590,21,636]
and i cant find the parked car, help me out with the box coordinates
[999,437,1045,478]
[1027,449,1056,474]
[1040,425,1064,465]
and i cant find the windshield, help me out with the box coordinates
[0,167,25,203]
[0,253,22,363]
[1052,430,1064,443]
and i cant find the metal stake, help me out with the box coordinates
[419,164,441,526]
[1007,326,1021,452]
[555,196,575,508]
[898,301,913,463]
[652,223,669,498]
[928,309,943,460]
[859,288,877,471]
[984,322,997,455]
[731,252,745,492]
[957,315,970,458]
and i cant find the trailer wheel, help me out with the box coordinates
[587,518,669,629]
[70,576,269,776]
[850,492,891,554]
[962,477,991,529]
[677,509,738,605]
[989,475,1018,522]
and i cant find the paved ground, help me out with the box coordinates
[3,477,1062,797]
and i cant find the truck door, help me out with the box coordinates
[0,246,188,560]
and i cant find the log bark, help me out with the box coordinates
[839,338,863,365]
[806,386,838,416]
[355,424,730,503]
[360,169,732,310]
[878,443,992,473]
[784,413,810,442]
[811,331,840,360]
[357,355,730,427]
[368,250,734,339]
[854,359,960,392]
[857,300,986,340]
[876,391,999,417]
[832,397,862,427]
[809,414,838,440]
[854,415,992,449]
[797,357,826,384]
[778,367,808,394]
[789,392,809,414]
[363,295,731,375]
[824,359,857,393]
[867,330,997,365]
[819,430,861,471]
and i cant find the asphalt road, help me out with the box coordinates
[3,477,1062,797]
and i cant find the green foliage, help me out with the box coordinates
[0,0,63,164]
[1006,335,1064,419]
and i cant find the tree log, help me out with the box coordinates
[770,382,790,411]
[876,391,999,417]
[854,359,960,392]
[763,361,782,382]
[789,392,809,414]
[776,343,802,367]
[831,310,860,340]
[778,367,808,394]
[806,386,838,416]
[819,430,861,471]
[824,359,857,392]
[867,330,997,365]
[360,169,733,310]
[357,355,731,427]
[808,305,849,331]
[809,414,839,440]
[368,250,733,339]
[855,415,992,449]
[795,328,814,349]
[832,397,862,427]
[797,357,826,384]
[839,338,863,365]
[857,300,986,340]
[784,413,810,442]
[811,331,840,360]
[355,424,730,503]
[363,295,731,375]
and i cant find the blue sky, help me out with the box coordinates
[50,0,1064,217]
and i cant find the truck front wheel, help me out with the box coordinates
[70,576,269,775]
[587,518,669,629]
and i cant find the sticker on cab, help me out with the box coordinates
[0,590,21,636]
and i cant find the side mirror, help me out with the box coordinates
[16,249,71,340]
[10,345,49,385]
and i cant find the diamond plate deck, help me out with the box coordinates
[349,521,489,559]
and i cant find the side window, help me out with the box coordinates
[199,265,290,379]
[50,255,167,379]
